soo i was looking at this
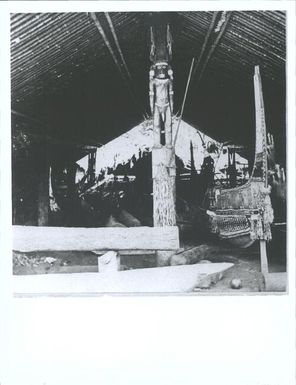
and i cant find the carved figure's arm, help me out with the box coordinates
[169,79,174,113]
[149,78,154,114]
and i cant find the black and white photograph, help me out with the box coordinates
[0,2,295,385]
[9,8,289,295]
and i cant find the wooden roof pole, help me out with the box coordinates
[90,13,123,75]
[192,11,219,78]
[104,12,132,80]
[90,12,147,120]
[196,12,232,85]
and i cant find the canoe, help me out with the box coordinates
[203,66,274,248]
[13,262,233,295]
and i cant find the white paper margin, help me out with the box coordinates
[0,2,295,385]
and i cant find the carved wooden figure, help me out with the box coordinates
[149,24,176,227]
[149,62,174,148]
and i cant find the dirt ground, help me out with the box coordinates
[199,242,286,293]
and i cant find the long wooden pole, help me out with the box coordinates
[254,65,269,275]
[173,58,195,148]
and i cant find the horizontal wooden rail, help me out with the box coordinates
[92,249,157,256]
[13,225,180,252]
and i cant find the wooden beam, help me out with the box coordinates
[260,239,269,275]
[13,225,180,252]
[92,250,157,256]
[192,11,219,77]
[196,12,232,85]
[152,147,176,226]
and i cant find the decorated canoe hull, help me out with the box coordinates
[203,66,274,248]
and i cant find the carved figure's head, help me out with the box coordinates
[154,62,169,79]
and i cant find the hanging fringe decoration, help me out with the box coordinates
[261,186,274,241]
[250,214,264,240]
[249,185,273,241]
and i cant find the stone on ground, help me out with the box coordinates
[230,278,242,289]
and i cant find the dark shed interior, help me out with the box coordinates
[11,11,286,228]
[11,11,286,159]
[11,10,288,285]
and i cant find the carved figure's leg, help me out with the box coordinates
[153,107,162,147]
[164,106,172,147]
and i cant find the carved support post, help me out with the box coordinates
[152,146,176,227]
[150,22,176,227]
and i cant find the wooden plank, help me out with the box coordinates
[152,147,176,227]
[13,262,234,295]
[14,265,99,275]
[13,225,180,252]
[91,250,157,256]
[259,239,269,275]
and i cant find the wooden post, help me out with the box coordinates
[152,146,176,227]
[98,251,119,273]
[37,166,49,226]
[149,22,177,228]
[37,144,49,226]
[260,239,269,275]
